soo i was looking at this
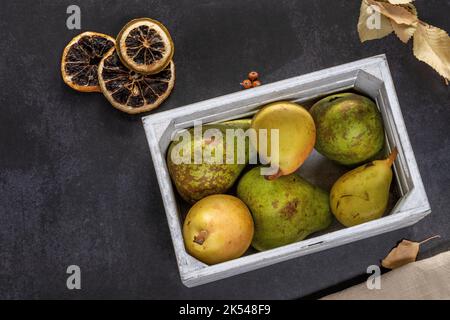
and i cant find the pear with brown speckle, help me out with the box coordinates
[167,120,252,203]
[237,167,332,251]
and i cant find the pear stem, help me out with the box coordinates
[193,230,208,245]
[419,235,441,245]
[386,147,398,167]
[266,168,283,180]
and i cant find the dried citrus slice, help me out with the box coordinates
[116,18,174,74]
[61,32,115,92]
[98,48,175,114]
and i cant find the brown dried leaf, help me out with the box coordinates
[387,0,413,4]
[382,235,441,269]
[367,0,418,25]
[400,2,418,17]
[390,3,417,43]
[413,24,450,81]
[358,0,393,42]
[382,240,419,269]
[391,22,416,43]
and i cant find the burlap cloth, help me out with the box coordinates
[322,251,450,300]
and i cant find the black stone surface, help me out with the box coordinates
[0,0,449,299]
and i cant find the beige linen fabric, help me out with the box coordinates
[322,251,450,300]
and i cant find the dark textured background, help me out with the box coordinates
[0,0,449,299]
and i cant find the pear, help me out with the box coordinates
[167,120,251,203]
[310,93,384,166]
[183,194,254,265]
[251,101,316,179]
[330,148,398,227]
[237,167,332,251]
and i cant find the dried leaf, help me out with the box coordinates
[367,0,418,25]
[358,0,393,42]
[391,22,416,43]
[413,23,450,81]
[382,235,441,269]
[399,2,418,17]
[390,3,418,43]
[382,240,419,269]
[387,0,413,4]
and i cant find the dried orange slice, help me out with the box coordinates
[116,18,174,74]
[98,48,175,114]
[61,32,115,92]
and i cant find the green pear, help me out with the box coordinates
[167,119,252,203]
[310,93,384,166]
[330,148,398,227]
[237,167,332,251]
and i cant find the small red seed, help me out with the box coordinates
[248,71,259,81]
[241,79,252,89]
[252,80,262,87]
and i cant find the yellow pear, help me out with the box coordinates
[251,101,316,179]
[183,194,254,265]
[330,148,398,227]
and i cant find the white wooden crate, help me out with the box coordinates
[142,55,430,287]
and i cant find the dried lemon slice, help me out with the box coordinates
[61,32,115,92]
[98,48,175,114]
[116,18,174,74]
